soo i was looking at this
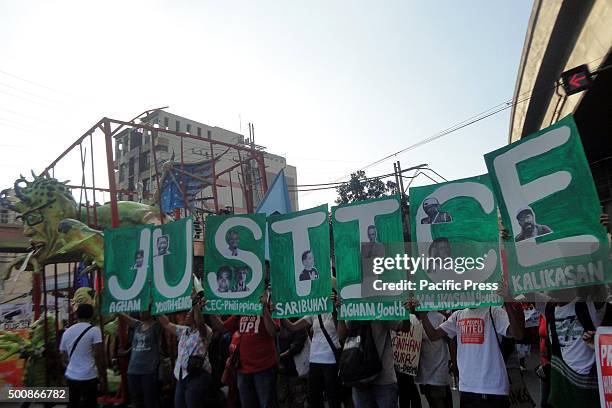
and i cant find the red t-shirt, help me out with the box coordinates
[224,315,279,373]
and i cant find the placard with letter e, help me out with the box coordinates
[485,115,611,294]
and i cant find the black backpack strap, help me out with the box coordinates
[317,314,339,360]
[488,307,505,358]
[601,303,612,326]
[544,302,562,357]
[70,324,94,358]
[575,301,596,333]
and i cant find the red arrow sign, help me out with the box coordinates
[569,73,586,88]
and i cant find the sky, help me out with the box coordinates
[0,0,533,209]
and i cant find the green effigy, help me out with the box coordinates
[0,172,166,279]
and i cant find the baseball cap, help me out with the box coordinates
[516,206,534,220]
[423,197,439,207]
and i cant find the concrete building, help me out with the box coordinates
[509,0,612,205]
[0,192,31,298]
[0,190,29,272]
[114,110,298,213]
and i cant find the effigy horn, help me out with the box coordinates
[13,179,31,204]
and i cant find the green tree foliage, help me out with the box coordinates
[335,171,397,204]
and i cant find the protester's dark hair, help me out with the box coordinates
[516,208,534,220]
[217,265,232,279]
[76,303,94,319]
[301,250,312,261]
[367,225,376,232]
[225,229,239,244]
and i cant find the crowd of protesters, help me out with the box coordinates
[57,216,612,408]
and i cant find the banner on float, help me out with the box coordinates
[595,327,612,408]
[332,195,408,320]
[391,316,422,376]
[485,115,611,294]
[102,224,152,315]
[269,205,332,318]
[151,217,194,315]
[409,174,503,310]
[203,213,266,315]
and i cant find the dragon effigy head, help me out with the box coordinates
[0,172,77,264]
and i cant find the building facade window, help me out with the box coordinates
[207,130,212,139]
[119,164,126,182]
[130,130,142,149]
[164,117,169,128]
[175,120,180,131]
[197,127,202,136]
[0,209,9,224]
[139,152,149,172]
[143,178,150,193]
[128,157,135,177]
[186,123,191,133]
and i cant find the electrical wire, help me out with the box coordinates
[296,57,612,195]
[0,68,71,96]
[295,79,558,193]
[289,164,428,192]
[339,56,612,180]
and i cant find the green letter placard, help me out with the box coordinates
[409,174,502,309]
[269,204,332,318]
[332,195,407,320]
[102,224,152,315]
[151,217,194,315]
[485,115,611,294]
[203,213,266,315]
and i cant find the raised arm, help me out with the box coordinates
[504,303,525,341]
[404,299,448,341]
[157,315,178,336]
[418,312,448,341]
[206,313,228,334]
[281,317,311,332]
[118,313,140,328]
[192,299,212,340]
[498,285,525,340]
[261,290,279,337]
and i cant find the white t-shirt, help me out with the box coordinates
[60,322,103,381]
[304,313,341,364]
[416,311,450,386]
[439,307,510,395]
[535,298,601,374]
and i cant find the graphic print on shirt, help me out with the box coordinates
[133,331,150,352]
[555,315,584,349]
[458,318,485,344]
[239,316,261,334]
